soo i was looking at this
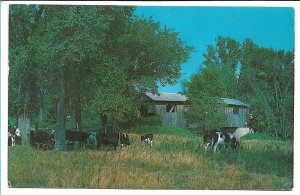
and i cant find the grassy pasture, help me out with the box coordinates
[8,127,293,190]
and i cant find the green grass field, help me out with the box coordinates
[8,127,293,190]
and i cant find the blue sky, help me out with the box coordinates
[135,7,295,93]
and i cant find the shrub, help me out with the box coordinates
[136,116,163,127]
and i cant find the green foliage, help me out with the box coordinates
[9,5,41,119]
[203,36,240,70]
[239,39,294,139]
[9,5,193,149]
[116,17,194,89]
[184,63,234,130]
[199,36,294,139]
[136,116,163,127]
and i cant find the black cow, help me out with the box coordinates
[141,133,153,146]
[65,130,89,147]
[230,136,240,150]
[8,126,21,146]
[96,132,130,150]
[30,130,54,149]
[203,130,238,153]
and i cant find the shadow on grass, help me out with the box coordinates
[201,147,293,179]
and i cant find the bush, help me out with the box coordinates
[136,116,163,127]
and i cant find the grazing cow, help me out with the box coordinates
[30,130,55,149]
[96,132,130,150]
[232,127,254,139]
[203,130,238,153]
[65,130,89,147]
[30,130,54,149]
[8,126,21,147]
[141,133,153,146]
[230,136,240,150]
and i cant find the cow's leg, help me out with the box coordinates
[225,144,229,153]
[213,143,218,153]
[11,137,15,147]
[213,141,221,154]
[204,143,210,154]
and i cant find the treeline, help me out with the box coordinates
[8,5,193,149]
[9,5,294,151]
[184,37,294,139]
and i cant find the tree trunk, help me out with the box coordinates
[100,114,107,133]
[55,66,66,150]
[75,79,82,131]
[19,89,31,146]
[18,114,30,146]
[39,88,44,123]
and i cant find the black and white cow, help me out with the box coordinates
[30,130,54,149]
[96,132,130,150]
[203,130,239,153]
[8,126,21,147]
[65,130,89,147]
[141,133,153,146]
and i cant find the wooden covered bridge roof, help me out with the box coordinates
[145,92,187,102]
[145,92,247,107]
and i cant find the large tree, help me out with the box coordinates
[9,5,45,145]
[183,63,232,131]
[84,14,194,130]
[9,5,193,150]
[30,5,123,149]
[239,39,294,139]
[194,37,294,139]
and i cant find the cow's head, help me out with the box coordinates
[50,130,56,143]
[9,126,16,135]
[15,128,21,137]
[230,137,240,150]
[120,132,130,146]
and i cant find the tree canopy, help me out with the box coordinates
[9,5,193,149]
[184,36,294,139]
[183,63,233,131]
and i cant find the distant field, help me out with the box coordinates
[8,127,293,190]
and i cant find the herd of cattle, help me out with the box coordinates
[8,125,253,153]
[8,126,141,150]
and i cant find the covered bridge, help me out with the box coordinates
[221,98,249,131]
[143,92,187,128]
[142,92,249,129]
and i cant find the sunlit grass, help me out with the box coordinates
[8,127,293,190]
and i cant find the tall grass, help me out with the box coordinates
[8,127,293,190]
